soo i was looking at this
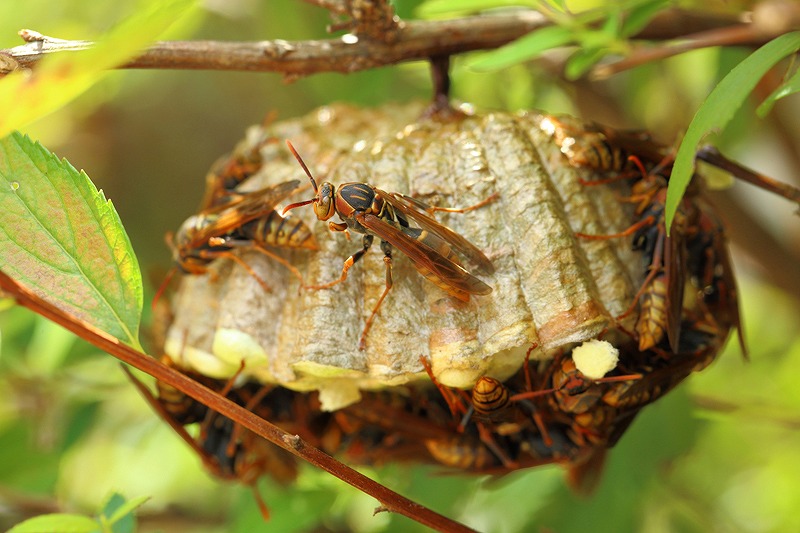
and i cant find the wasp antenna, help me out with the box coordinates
[152,266,178,312]
[281,198,315,216]
[164,231,176,251]
[286,140,319,193]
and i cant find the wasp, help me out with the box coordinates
[200,150,265,211]
[543,115,800,208]
[122,359,298,520]
[282,141,495,349]
[200,111,280,210]
[155,180,318,305]
[572,159,688,352]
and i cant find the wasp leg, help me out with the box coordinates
[307,234,373,291]
[419,356,469,419]
[425,192,500,214]
[574,215,656,240]
[251,244,306,287]
[476,421,519,469]
[199,250,273,293]
[358,240,394,350]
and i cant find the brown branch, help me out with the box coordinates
[590,24,770,80]
[591,0,800,80]
[0,270,477,533]
[0,7,783,79]
[1,13,548,79]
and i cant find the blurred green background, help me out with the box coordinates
[1,1,799,531]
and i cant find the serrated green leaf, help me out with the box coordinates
[0,132,142,348]
[8,514,99,533]
[756,67,800,117]
[0,0,197,137]
[103,494,148,529]
[467,25,575,71]
[666,31,800,232]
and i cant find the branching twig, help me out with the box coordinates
[1,8,788,80]
[1,13,548,79]
[591,0,800,79]
[590,24,768,80]
[0,270,477,533]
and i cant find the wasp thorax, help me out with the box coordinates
[314,182,336,221]
[175,215,202,244]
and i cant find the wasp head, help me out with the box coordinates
[313,182,336,221]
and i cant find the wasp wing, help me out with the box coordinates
[713,227,747,357]
[185,180,301,248]
[358,213,492,299]
[376,190,495,275]
[663,230,685,353]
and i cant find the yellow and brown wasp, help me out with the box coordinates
[155,179,318,305]
[282,141,495,349]
[200,111,280,210]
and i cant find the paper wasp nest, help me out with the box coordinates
[165,103,644,410]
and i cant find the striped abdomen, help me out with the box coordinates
[637,274,667,350]
[243,211,317,250]
[471,377,510,417]
[425,437,499,470]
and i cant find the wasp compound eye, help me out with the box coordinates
[315,182,336,220]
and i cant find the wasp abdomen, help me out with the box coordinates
[472,377,510,416]
[246,211,317,250]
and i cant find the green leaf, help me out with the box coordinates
[467,25,575,71]
[103,493,149,531]
[8,514,99,533]
[756,68,800,117]
[564,47,608,79]
[415,0,537,18]
[666,31,800,231]
[0,132,142,348]
[0,0,197,137]
[621,0,670,37]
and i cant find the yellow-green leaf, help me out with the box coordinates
[0,132,142,348]
[0,0,197,137]
[8,514,99,533]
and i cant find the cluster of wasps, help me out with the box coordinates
[138,109,799,516]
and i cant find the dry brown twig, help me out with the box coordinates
[0,3,791,80]
[591,0,800,80]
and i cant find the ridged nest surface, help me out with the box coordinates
[165,103,646,410]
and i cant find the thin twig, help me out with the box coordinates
[591,0,800,80]
[590,24,769,80]
[0,270,477,533]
